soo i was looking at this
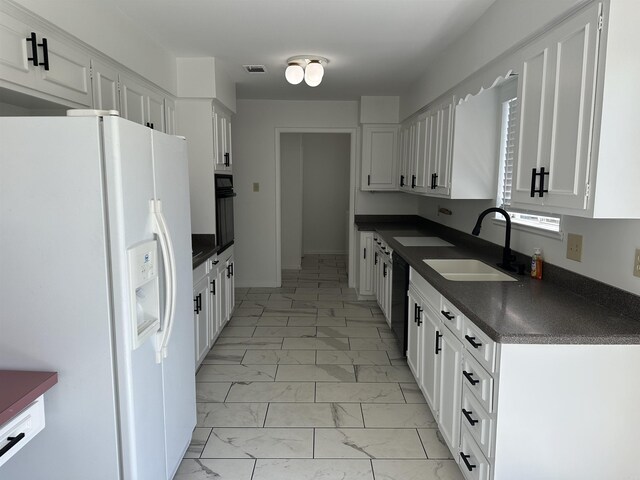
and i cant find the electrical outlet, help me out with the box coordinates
[253,182,260,192]
[566,233,583,262]
[634,248,640,278]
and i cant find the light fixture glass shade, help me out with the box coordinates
[304,60,324,87]
[285,63,304,84]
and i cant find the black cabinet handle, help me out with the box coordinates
[367,174,371,186]
[411,174,416,188]
[210,279,215,295]
[460,452,477,471]
[224,152,230,166]
[197,293,202,312]
[374,251,378,265]
[226,265,231,278]
[38,37,49,70]
[530,167,550,197]
[416,306,422,326]
[465,335,482,349]
[530,167,537,197]
[194,296,199,313]
[432,172,438,189]
[413,303,418,323]
[435,331,442,354]
[230,263,234,276]
[383,263,387,277]
[400,175,405,187]
[538,166,549,197]
[150,123,154,130]
[441,310,455,321]
[26,32,38,66]
[213,260,219,265]
[462,408,479,426]
[0,432,26,458]
[463,370,479,386]
[363,247,366,260]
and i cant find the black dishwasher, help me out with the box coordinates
[391,253,409,355]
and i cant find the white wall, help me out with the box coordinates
[400,0,580,119]
[13,0,177,94]
[281,133,303,269]
[302,134,350,255]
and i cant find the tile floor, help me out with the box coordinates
[176,254,464,480]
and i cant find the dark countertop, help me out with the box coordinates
[192,234,218,269]
[358,220,640,345]
[0,370,58,426]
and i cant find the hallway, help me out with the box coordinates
[176,255,463,480]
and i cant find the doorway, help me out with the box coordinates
[275,128,357,287]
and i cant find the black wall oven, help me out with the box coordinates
[215,174,235,252]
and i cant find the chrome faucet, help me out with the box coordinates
[472,207,517,272]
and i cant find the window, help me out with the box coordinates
[496,91,561,234]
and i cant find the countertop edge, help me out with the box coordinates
[0,371,58,426]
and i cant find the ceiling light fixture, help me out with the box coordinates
[285,56,329,87]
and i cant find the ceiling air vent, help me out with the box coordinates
[243,65,267,74]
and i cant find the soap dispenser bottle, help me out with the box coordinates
[531,248,543,280]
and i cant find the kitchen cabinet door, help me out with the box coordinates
[119,74,147,125]
[164,97,176,135]
[91,59,119,111]
[208,273,220,345]
[214,108,233,172]
[0,12,37,90]
[438,325,463,451]
[384,260,392,326]
[420,305,441,413]
[406,286,421,380]
[361,125,398,190]
[411,114,429,193]
[432,101,453,196]
[147,88,165,132]
[511,3,600,212]
[358,232,374,296]
[194,275,210,367]
[224,255,235,324]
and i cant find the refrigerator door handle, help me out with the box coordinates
[150,199,177,363]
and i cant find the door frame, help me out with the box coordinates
[275,127,358,288]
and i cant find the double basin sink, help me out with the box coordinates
[393,236,516,282]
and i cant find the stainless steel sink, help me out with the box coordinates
[423,259,517,282]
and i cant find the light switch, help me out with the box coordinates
[253,182,260,192]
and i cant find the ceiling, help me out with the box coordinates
[112,0,495,101]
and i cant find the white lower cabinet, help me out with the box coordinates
[358,232,374,296]
[436,325,463,451]
[193,253,225,369]
[371,237,392,325]
[460,426,491,480]
[193,274,210,366]
[218,247,235,324]
[419,305,440,412]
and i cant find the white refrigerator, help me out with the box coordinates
[0,113,196,480]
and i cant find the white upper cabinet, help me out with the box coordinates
[510,1,640,218]
[90,59,119,112]
[214,105,233,173]
[360,124,399,190]
[0,11,91,107]
[511,3,599,212]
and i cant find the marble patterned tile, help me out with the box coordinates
[252,459,373,480]
[264,403,363,427]
[202,350,245,364]
[318,308,372,318]
[314,428,426,459]
[174,459,255,480]
[197,402,268,427]
[201,428,313,459]
[292,300,345,309]
[219,326,256,337]
[241,350,316,365]
[318,294,358,301]
[355,365,415,383]
[196,364,277,382]
[349,338,399,351]
[276,364,356,382]
[346,318,389,327]
[262,308,317,317]
[399,383,427,404]
[232,307,264,317]
[362,404,436,428]
[249,287,295,294]
[225,382,315,402]
[315,382,405,403]
[243,293,270,300]
[195,382,232,402]
[418,429,453,459]
[317,326,381,338]
[269,293,318,301]
[315,350,391,365]
[213,337,283,350]
[228,316,288,327]
[253,326,317,338]
[295,287,342,294]
[240,300,293,309]
[287,316,346,327]
[183,428,211,458]
[378,328,396,339]
[371,459,464,480]
[282,337,349,350]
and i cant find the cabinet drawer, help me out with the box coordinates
[439,295,464,338]
[461,386,493,458]
[0,395,45,468]
[409,268,440,310]
[462,317,497,373]
[193,259,208,283]
[461,352,494,413]
[459,426,491,480]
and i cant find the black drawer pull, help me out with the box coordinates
[463,370,479,386]
[210,279,215,295]
[26,32,38,66]
[462,408,478,426]
[465,335,482,349]
[460,452,477,471]
[435,331,442,354]
[441,310,455,321]
[38,37,49,70]
[400,175,405,187]
[0,432,26,457]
